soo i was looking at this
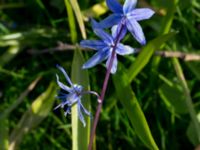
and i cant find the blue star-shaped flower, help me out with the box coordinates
[55,65,91,127]
[98,0,155,45]
[80,24,135,74]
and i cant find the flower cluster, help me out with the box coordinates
[81,0,154,73]
[55,0,154,127]
[55,65,98,127]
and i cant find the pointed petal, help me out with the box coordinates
[127,8,155,21]
[91,18,102,29]
[106,0,123,13]
[106,54,118,74]
[111,24,127,41]
[98,14,122,29]
[77,102,86,127]
[54,103,63,110]
[126,19,146,45]
[116,43,135,55]
[64,107,71,116]
[80,102,91,117]
[82,48,110,69]
[94,29,113,45]
[56,74,72,92]
[80,40,106,50]
[56,65,73,86]
[123,0,137,14]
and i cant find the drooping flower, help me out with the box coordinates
[80,23,135,74]
[98,0,155,45]
[55,64,93,127]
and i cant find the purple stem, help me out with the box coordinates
[88,25,124,150]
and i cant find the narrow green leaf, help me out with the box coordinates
[186,62,200,81]
[187,112,200,146]
[0,3,25,9]
[159,80,188,114]
[64,0,77,43]
[69,0,86,39]
[113,64,159,150]
[128,32,176,83]
[0,118,9,150]
[172,58,200,143]
[71,48,90,150]
[9,82,56,150]
[149,0,179,94]
[36,0,55,27]
[159,0,179,35]
[0,44,20,67]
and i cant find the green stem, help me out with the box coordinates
[172,58,200,142]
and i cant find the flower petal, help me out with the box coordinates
[82,48,110,69]
[106,54,118,74]
[80,40,106,50]
[80,102,91,117]
[127,8,155,21]
[56,74,72,92]
[93,29,113,45]
[126,19,146,45]
[111,24,127,41]
[56,65,73,86]
[98,14,122,29]
[106,0,123,13]
[116,43,135,55]
[91,18,102,29]
[123,0,137,14]
[77,102,86,127]
[64,107,71,116]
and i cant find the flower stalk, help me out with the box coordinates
[88,24,125,150]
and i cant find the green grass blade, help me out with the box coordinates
[0,118,9,150]
[64,0,77,43]
[0,44,20,67]
[172,58,200,143]
[186,62,200,81]
[187,113,200,146]
[159,0,179,35]
[150,0,179,93]
[113,64,159,150]
[35,0,55,27]
[69,0,86,39]
[9,82,56,150]
[158,79,188,114]
[128,32,176,83]
[71,48,90,150]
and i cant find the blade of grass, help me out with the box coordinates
[148,0,179,97]
[172,58,200,143]
[0,118,9,150]
[0,3,25,9]
[128,32,176,83]
[0,77,41,120]
[35,0,55,27]
[113,64,159,150]
[69,0,86,39]
[64,0,77,43]
[71,48,91,150]
[9,82,56,150]
[0,44,20,67]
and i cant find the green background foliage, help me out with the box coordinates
[0,0,200,149]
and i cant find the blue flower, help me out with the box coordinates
[98,0,155,45]
[55,64,91,127]
[80,24,135,74]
